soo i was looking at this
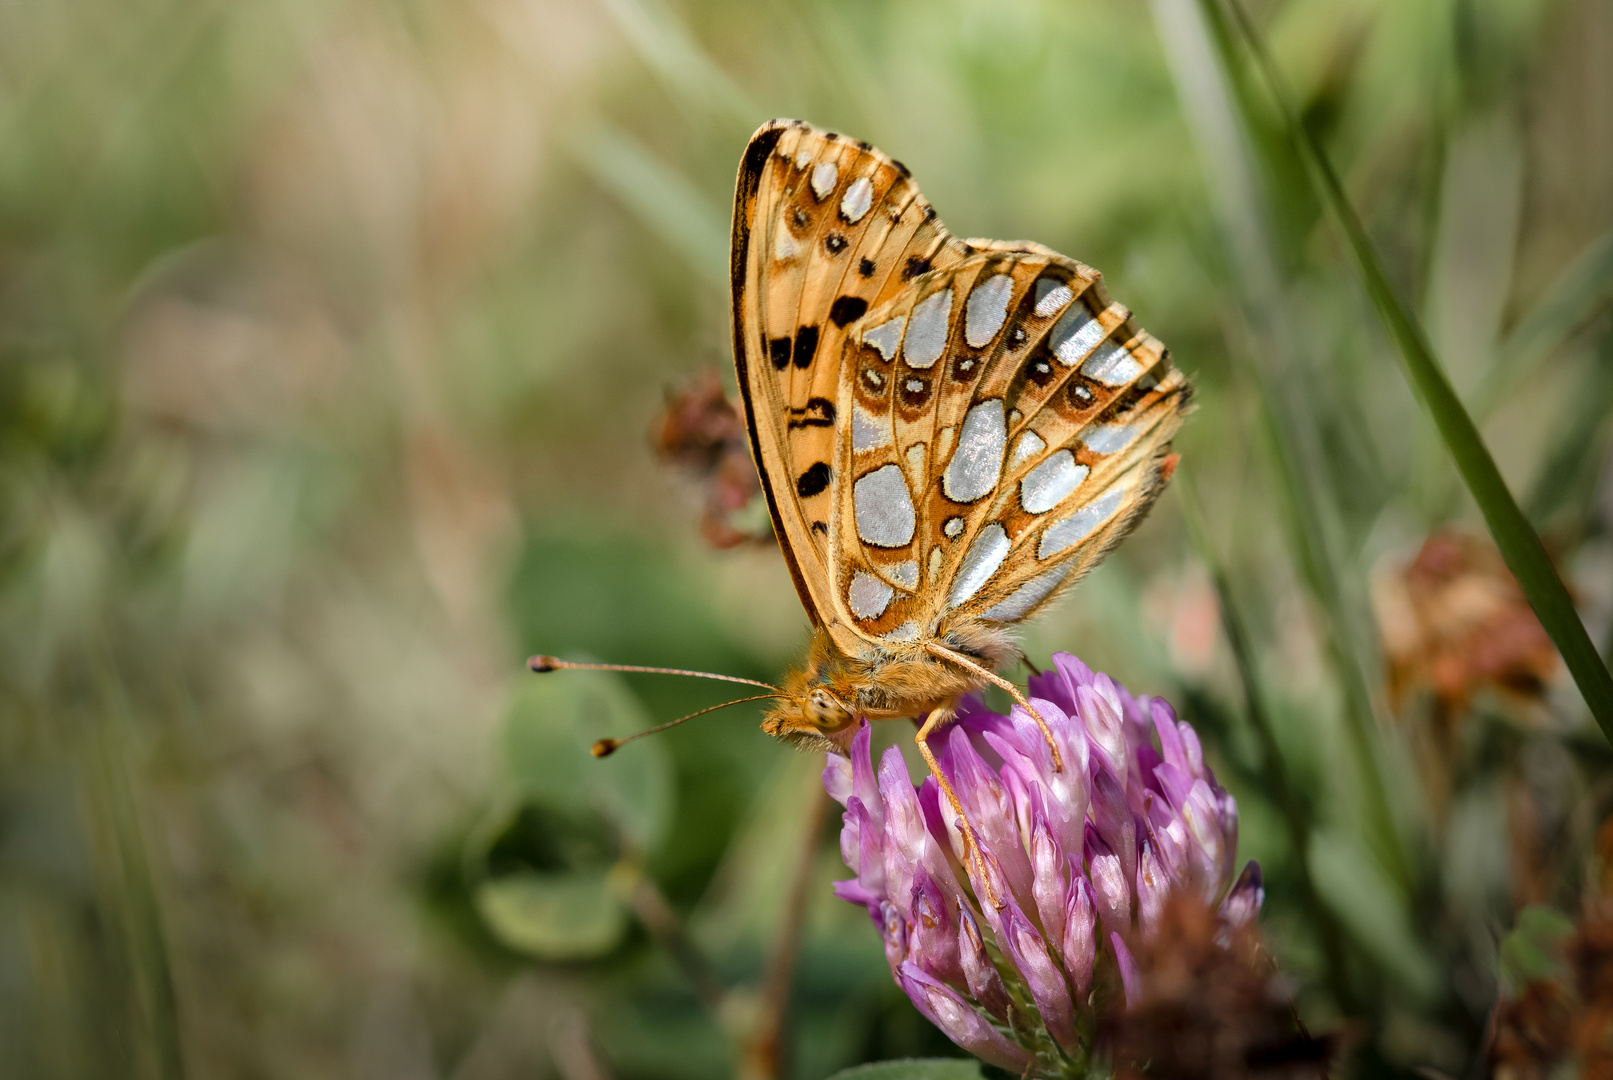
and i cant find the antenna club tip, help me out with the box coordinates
[591,739,620,758]
[528,655,562,673]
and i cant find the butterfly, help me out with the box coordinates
[536,119,1190,891]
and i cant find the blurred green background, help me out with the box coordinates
[2,0,1611,1076]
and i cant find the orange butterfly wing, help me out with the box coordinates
[731,120,1189,652]
[731,120,971,654]
[827,249,1188,642]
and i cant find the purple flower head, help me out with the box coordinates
[825,652,1260,1074]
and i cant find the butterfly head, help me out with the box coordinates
[760,644,860,751]
[803,686,855,732]
[761,685,857,750]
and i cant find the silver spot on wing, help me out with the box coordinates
[964,274,1014,348]
[848,571,894,619]
[1081,341,1144,386]
[1038,484,1128,558]
[1019,451,1089,515]
[1049,304,1107,366]
[811,161,839,200]
[1008,430,1046,470]
[883,560,919,589]
[948,524,1010,608]
[1033,278,1074,317]
[852,405,889,451]
[862,317,905,361]
[903,288,953,369]
[840,176,873,223]
[983,566,1070,622]
[853,464,916,548]
[941,399,1006,504]
[1080,424,1138,455]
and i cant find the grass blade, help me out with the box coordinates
[1474,227,1613,419]
[591,0,755,126]
[1218,0,1613,742]
[571,120,730,291]
[1149,0,1409,883]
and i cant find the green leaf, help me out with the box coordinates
[1497,905,1575,990]
[825,1060,990,1080]
[1218,0,1613,744]
[503,668,672,852]
[474,868,629,961]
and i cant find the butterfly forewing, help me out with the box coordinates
[733,121,969,651]
[733,119,1189,654]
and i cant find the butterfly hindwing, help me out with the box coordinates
[828,248,1189,642]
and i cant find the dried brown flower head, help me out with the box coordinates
[1492,818,1613,1079]
[1373,528,1560,723]
[1101,895,1340,1080]
[649,370,773,548]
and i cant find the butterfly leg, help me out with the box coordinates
[921,641,1065,773]
[914,706,1002,909]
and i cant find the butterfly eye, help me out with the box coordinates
[805,688,854,733]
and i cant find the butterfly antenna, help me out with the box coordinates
[591,693,779,757]
[528,655,781,693]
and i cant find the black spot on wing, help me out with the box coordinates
[792,325,820,369]
[1029,358,1056,387]
[825,234,847,254]
[787,397,836,429]
[797,462,831,497]
[891,159,911,178]
[902,256,931,281]
[858,258,876,277]
[769,336,791,370]
[900,375,931,408]
[811,521,828,535]
[830,296,869,328]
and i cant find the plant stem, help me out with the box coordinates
[622,866,729,1016]
[738,782,831,1080]
[1151,0,1410,885]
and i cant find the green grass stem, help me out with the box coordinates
[1219,0,1613,744]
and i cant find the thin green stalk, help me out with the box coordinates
[571,120,730,291]
[93,654,186,1080]
[1473,228,1613,420]
[1178,477,1357,1012]
[1219,0,1613,744]
[1151,0,1409,885]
